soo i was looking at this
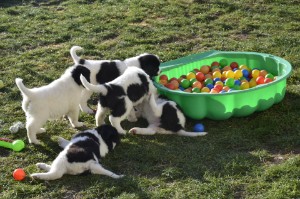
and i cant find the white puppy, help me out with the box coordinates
[31,125,124,180]
[15,65,91,144]
[129,95,208,136]
[80,67,159,134]
[70,46,160,114]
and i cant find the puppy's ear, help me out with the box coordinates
[96,125,120,151]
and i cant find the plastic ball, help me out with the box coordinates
[169,79,179,89]
[200,65,210,74]
[230,62,239,69]
[213,71,221,79]
[211,61,220,67]
[225,78,235,88]
[219,59,228,67]
[234,80,241,86]
[226,70,235,79]
[252,69,260,79]
[204,78,213,86]
[265,73,274,80]
[180,79,190,88]
[186,72,196,80]
[165,83,176,90]
[196,72,205,82]
[13,168,26,181]
[214,84,223,92]
[201,87,210,93]
[215,81,224,86]
[249,78,257,88]
[159,74,168,81]
[192,81,202,89]
[240,82,250,90]
[12,140,25,152]
[242,69,249,77]
[234,69,243,79]
[189,78,197,85]
[264,78,273,83]
[256,76,265,85]
[206,83,214,90]
[159,79,168,86]
[192,87,201,93]
[194,123,205,132]
[259,70,268,77]
[210,88,219,93]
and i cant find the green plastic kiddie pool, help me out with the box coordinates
[154,50,292,120]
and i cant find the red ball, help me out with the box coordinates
[159,74,168,81]
[230,62,239,69]
[196,72,205,82]
[165,83,176,90]
[264,78,273,83]
[13,168,26,181]
[256,76,265,85]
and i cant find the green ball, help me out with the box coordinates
[225,78,235,88]
[219,59,228,67]
[180,79,190,89]
[12,140,25,152]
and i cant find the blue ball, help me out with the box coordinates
[206,83,214,90]
[194,123,205,132]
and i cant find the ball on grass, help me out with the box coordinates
[13,168,26,181]
[194,123,205,132]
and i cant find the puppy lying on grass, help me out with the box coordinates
[70,46,160,114]
[129,94,208,137]
[31,125,123,180]
[15,65,91,144]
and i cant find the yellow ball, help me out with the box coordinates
[226,70,235,79]
[239,65,249,70]
[241,82,250,90]
[251,69,260,79]
[234,70,243,79]
[213,71,221,79]
[249,78,257,88]
[186,72,196,80]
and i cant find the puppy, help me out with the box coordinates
[31,125,123,180]
[129,95,208,136]
[70,46,160,114]
[15,65,91,144]
[80,67,159,134]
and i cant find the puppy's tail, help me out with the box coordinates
[70,46,84,65]
[80,75,108,95]
[15,78,33,98]
[177,130,208,137]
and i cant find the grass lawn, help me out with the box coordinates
[0,0,299,198]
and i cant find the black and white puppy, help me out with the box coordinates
[129,94,208,136]
[15,65,92,144]
[70,46,160,114]
[31,124,123,180]
[79,67,159,134]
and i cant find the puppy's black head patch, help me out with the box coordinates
[71,65,91,86]
[96,61,121,84]
[95,124,120,151]
[139,54,160,78]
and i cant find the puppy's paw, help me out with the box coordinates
[58,137,69,148]
[73,122,84,128]
[29,139,41,145]
[112,174,125,179]
[31,173,41,179]
[128,128,137,135]
[36,163,48,170]
[37,128,46,134]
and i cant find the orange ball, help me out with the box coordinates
[192,81,203,89]
[200,65,210,74]
[13,168,26,181]
[259,70,268,77]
